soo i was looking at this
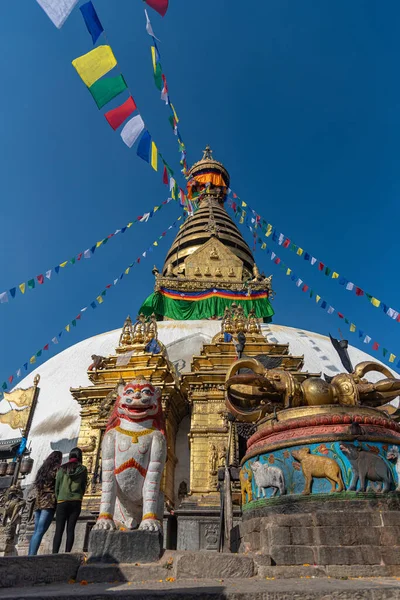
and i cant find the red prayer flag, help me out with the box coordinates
[283,238,290,248]
[76,314,82,320]
[105,96,137,131]
[302,285,309,292]
[145,0,168,16]
[318,262,324,271]
[106,284,112,289]
[355,287,364,296]
[163,165,168,185]
[77,253,83,261]
[8,375,13,384]
[233,193,238,198]
[274,258,281,265]
[43,344,49,351]
[37,274,44,284]
[337,312,344,319]
[372,342,379,351]
[397,314,400,323]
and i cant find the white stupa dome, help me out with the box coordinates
[1,320,396,484]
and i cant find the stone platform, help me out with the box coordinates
[88,530,162,564]
[2,577,400,599]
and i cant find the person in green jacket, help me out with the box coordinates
[52,447,88,553]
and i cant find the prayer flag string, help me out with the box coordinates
[0,197,174,305]
[227,195,400,327]
[232,208,400,373]
[0,215,183,397]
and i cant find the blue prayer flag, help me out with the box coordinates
[304,253,310,261]
[55,266,60,274]
[137,130,151,163]
[9,288,16,298]
[358,330,364,338]
[339,277,347,286]
[90,302,96,309]
[320,301,327,309]
[80,1,104,44]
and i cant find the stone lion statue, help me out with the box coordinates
[93,378,167,533]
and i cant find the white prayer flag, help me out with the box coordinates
[16,369,21,378]
[45,270,52,279]
[84,249,91,259]
[296,279,303,287]
[140,213,150,222]
[271,252,276,260]
[142,252,147,257]
[121,115,145,148]
[36,0,79,28]
[346,282,354,291]
[114,279,119,286]
[0,292,8,303]
[51,337,59,345]
[310,257,317,265]
[116,351,134,366]
[363,335,371,344]
[144,8,160,41]
[387,308,398,320]
[169,177,176,192]
[327,306,335,314]
[278,233,284,245]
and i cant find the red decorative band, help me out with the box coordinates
[248,413,400,448]
[114,458,147,478]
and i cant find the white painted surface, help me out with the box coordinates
[1,320,395,484]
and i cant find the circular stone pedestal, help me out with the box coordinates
[239,405,400,567]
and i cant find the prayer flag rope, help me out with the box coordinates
[234,211,400,374]
[0,215,183,397]
[0,198,174,305]
[144,9,188,179]
[227,196,400,327]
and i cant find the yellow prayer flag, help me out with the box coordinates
[19,283,25,294]
[297,248,304,256]
[65,324,70,332]
[29,356,36,365]
[332,272,339,279]
[127,222,133,228]
[239,217,244,224]
[153,241,158,246]
[286,268,291,276]
[316,295,321,303]
[178,216,182,220]
[125,268,130,275]
[266,224,272,237]
[96,241,103,248]
[72,45,117,88]
[97,296,104,304]
[151,46,156,72]
[59,261,68,268]
[389,354,396,363]
[261,242,266,249]
[151,142,158,171]
[241,201,247,208]
[371,297,381,308]
[153,206,159,212]
[170,103,179,123]
[350,323,356,332]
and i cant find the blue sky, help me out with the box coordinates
[1,0,400,385]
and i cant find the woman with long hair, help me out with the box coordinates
[28,450,62,556]
[52,447,88,553]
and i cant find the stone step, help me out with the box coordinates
[2,577,400,599]
[0,554,82,589]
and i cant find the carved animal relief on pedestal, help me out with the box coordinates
[94,378,167,533]
[250,461,286,498]
[340,443,393,493]
[291,448,344,494]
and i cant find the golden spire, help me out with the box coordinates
[187,145,230,189]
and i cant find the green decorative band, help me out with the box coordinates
[140,292,274,321]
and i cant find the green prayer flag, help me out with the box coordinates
[72,319,77,327]
[70,257,76,265]
[309,290,314,298]
[290,244,297,252]
[89,75,128,109]
[2,382,7,390]
[102,238,108,245]
[344,318,349,324]
[101,290,106,296]
[168,115,175,129]
[28,279,35,290]
[325,267,331,276]
[383,348,388,356]
[36,350,42,357]
[154,63,163,91]
[366,293,372,301]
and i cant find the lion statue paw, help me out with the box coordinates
[93,517,116,531]
[139,518,162,533]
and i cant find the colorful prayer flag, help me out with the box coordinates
[137,130,151,162]
[80,1,103,44]
[372,342,379,351]
[161,74,168,103]
[145,0,169,17]
[371,297,381,308]
[36,0,79,28]
[151,141,158,171]
[89,75,127,109]
[163,165,168,184]
[105,97,138,131]
[389,354,396,363]
[19,283,25,294]
[72,45,117,88]
[0,292,8,304]
[144,8,159,40]
[350,323,356,332]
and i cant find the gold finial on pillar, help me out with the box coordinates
[119,315,134,347]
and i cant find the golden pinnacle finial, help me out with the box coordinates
[119,315,134,346]
[202,145,213,160]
